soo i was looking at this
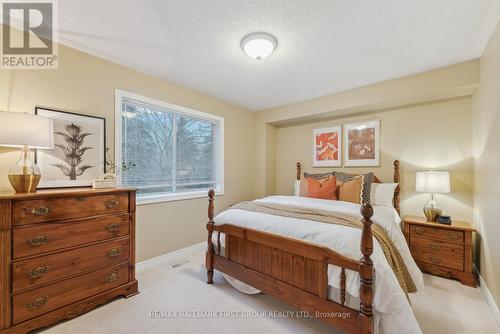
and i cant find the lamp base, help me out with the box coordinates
[423,193,442,222]
[8,174,41,193]
[8,146,42,193]
[423,207,442,222]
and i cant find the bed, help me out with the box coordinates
[205,160,423,334]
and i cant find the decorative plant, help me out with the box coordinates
[52,123,94,180]
[104,148,136,174]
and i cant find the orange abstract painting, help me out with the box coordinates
[313,126,341,167]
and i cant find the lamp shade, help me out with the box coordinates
[415,171,451,194]
[0,112,54,149]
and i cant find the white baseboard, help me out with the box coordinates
[475,266,500,330]
[136,241,206,273]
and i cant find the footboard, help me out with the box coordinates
[205,189,374,334]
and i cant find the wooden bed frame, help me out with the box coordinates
[205,160,401,334]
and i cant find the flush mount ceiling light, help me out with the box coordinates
[241,32,277,60]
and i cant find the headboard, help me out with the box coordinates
[296,160,401,215]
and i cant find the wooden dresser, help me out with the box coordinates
[403,215,475,287]
[0,188,138,333]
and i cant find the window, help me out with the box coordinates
[115,90,224,204]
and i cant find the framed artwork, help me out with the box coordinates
[313,126,341,167]
[344,120,380,167]
[35,107,106,188]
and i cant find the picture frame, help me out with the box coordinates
[343,119,380,167]
[35,107,106,188]
[313,126,341,167]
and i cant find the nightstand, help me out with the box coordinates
[402,215,476,287]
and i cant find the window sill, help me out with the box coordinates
[136,189,224,206]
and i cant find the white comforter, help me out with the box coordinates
[214,196,424,334]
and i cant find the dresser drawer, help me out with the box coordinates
[12,193,129,226]
[410,225,464,243]
[13,214,130,259]
[410,237,464,271]
[12,238,130,293]
[12,263,129,324]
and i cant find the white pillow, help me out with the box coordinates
[294,180,301,196]
[370,183,398,207]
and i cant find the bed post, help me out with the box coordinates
[393,160,401,215]
[206,189,215,284]
[296,162,301,180]
[359,203,374,334]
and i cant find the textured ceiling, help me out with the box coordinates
[57,0,500,111]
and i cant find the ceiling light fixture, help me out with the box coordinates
[241,32,277,60]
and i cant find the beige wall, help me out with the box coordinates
[0,44,256,262]
[473,21,500,308]
[275,98,473,221]
[255,61,479,197]
[254,62,479,222]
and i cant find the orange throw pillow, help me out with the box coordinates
[337,176,363,204]
[306,175,338,200]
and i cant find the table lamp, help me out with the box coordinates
[415,171,451,221]
[0,111,54,193]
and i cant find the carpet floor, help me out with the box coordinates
[41,245,499,334]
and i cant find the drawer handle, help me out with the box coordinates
[105,272,120,283]
[414,227,425,235]
[23,206,53,217]
[104,199,119,209]
[429,256,442,265]
[27,235,49,247]
[430,244,441,251]
[105,224,120,232]
[107,248,121,258]
[447,232,460,240]
[26,297,49,310]
[26,266,50,280]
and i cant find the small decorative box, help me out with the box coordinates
[437,215,452,225]
[92,173,118,189]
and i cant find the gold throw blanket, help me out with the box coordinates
[232,201,417,294]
